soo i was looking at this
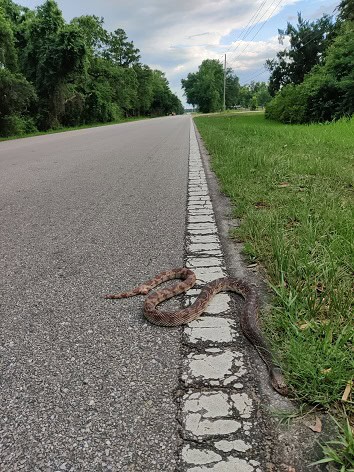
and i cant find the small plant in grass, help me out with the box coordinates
[271,403,316,427]
[311,414,354,471]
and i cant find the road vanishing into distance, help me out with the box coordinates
[0,116,191,471]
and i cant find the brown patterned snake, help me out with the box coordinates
[104,267,288,395]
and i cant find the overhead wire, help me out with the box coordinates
[224,0,269,55]
[220,1,334,85]
[227,0,284,60]
[239,22,335,84]
[228,0,284,67]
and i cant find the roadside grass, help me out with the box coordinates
[0,115,150,142]
[312,415,354,470]
[194,113,354,411]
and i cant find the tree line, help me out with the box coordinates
[181,0,353,124]
[0,0,184,137]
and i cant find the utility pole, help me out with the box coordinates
[223,53,226,112]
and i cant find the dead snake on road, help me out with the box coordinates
[104,267,288,395]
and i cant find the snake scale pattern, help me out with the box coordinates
[104,267,288,395]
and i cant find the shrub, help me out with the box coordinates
[83,89,122,124]
[266,22,354,124]
[62,90,85,127]
[303,71,345,122]
[249,96,258,111]
[0,115,37,137]
[265,84,307,123]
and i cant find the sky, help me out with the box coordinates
[17,0,338,106]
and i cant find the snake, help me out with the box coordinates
[104,267,288,395]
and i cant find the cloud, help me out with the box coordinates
[19,0,335,104]
[102,0,298,102]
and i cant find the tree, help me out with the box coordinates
[151,70,183,115]
[0,7,36,136]
[225,73,240,108]
[182,59,239,113]
[21,1,87,129]
[266,13,337,95]
[237,82,271,108]
[134,64,154,114]
[105,28,140,67]
[181,71,199,109]
[238,85,252,108]
[112,66,139,114]
[71,15,108,57]
[0,7,17,70]
[0,0,25,25]
[0,68,36,118]
[182,60,220,113]
[338,0,354,21]
[256,83,272,107]
[22,0,64,84]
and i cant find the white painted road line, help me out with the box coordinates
[179,120,263,472]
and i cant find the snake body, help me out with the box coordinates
[104,267,287,395]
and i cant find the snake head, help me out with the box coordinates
[270,367,289,396]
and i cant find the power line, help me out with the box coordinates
[219,2,334,87]
[228,0,283,60]
[228,0,284,67]
[224,0,268,55]
[237,22,335,84]
[242,67,269,84]
[216,1,331,71]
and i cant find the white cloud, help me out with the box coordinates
[19,0,335,104]
[105,0,299,103]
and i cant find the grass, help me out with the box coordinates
[0,115,149,142]
[271,403,317,427]
[312,414,354,470]
[194,113,354,410]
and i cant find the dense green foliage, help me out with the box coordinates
[265,2,354,123]
[0,0,183,136]
[181,59,240,112]
[195,113,354,408]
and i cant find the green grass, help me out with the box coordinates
[312,414,354,470]
[0,115,149,142]
[194,113,354,409]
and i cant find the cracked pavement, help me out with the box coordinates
[178,121,265,472]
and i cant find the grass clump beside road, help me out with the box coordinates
[194,113,353,409]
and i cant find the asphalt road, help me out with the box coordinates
[0,116,190,471]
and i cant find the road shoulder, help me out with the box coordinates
[177,119,336,471]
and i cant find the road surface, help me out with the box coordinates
[0,116,190,471]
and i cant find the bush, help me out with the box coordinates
[249,96,258,111]
[0,115,38,137]
[266,22,354,124]
[266,71,351,124]
[83,90,122,124]
[265,84,307,123]
[62,91,85,127]
[304,72,345,122]
[0,69,37,122]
